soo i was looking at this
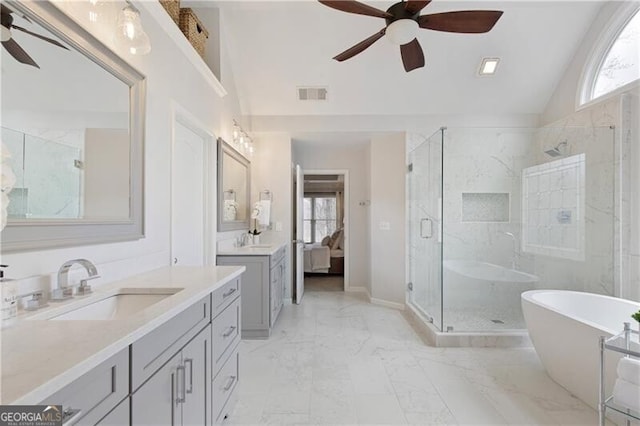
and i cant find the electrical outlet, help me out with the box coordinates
[275,222,283,231]
[379,221,391,231]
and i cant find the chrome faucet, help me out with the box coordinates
[52,259,100,300]
[502,232,518,270]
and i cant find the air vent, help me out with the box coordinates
[298,87,328,101]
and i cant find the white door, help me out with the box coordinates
[171,122,205,266]
[294,164,304,304]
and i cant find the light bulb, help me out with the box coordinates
[232,124,239,141]
[114,5,151,55]
[386,19,419,45]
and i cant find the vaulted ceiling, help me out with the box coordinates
[204,0,603,117]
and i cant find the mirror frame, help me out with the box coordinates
[1,0,146,253]
[217,138,251,232]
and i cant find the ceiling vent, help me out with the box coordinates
[298,87,328,101]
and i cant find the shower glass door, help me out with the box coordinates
[408,129,443,331]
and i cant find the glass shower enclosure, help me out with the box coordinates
[408,126,616,333]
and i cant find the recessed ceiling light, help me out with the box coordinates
[479,58,500,76]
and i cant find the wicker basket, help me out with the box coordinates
[159,0,180,25]
[179,8,209,58]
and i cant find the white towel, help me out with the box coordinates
[618,357,640,386]
[255,200,271,226]
[613,378,640,413]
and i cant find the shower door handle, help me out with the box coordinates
[420,218,433,239]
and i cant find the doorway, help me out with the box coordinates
[299,170,349,294]
[170,108,214,267]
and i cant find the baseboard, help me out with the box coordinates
[370,297,405,311]
[345,286,371,302]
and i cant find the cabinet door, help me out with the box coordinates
[131,350,181,426]
[96,398,130,426]
[181,325,211,426]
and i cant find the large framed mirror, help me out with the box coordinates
[1,0,145,252]
[217,139,250,232]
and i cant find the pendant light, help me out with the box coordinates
[114,2,151,55]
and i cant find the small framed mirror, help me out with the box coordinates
[217,139,250,231]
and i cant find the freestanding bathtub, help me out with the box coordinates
[522,290,640,410]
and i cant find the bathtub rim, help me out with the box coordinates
[521,289,639,336]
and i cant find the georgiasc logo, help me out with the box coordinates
[0,405,63,426]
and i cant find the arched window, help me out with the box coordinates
[578,3,640,106]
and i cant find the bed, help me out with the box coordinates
[303,242,344,275]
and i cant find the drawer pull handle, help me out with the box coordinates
[222,288,237,298]
[222,326,237,338]
[184,358,194,394]
[223,375,237,391]
[62,408,82,426]
[176,365,186,403]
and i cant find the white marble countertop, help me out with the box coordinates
[1,265,245,405]
[217,242,286,256]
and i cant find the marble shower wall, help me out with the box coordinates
[530,126,616,296]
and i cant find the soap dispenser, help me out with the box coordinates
[0,265,18,327]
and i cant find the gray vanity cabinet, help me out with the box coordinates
[131,324,211,426]
[96,398,130,425]
[217,246,285,339]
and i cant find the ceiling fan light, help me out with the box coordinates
[386,19,419,46]
[0,26,10,42]
[114,5,151,55]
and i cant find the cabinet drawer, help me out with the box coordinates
[41,349,128,426]
[131,296,209,390]
[212,297,240,376]
[212,278,240,317]
[212,348,239,422]
[96,397,129,426]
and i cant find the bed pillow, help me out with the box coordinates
[331,229,343,250]
[321,236,331,246]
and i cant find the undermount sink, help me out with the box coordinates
[444,260,539,283]
[247,244,273,249]
[31,288,183,321]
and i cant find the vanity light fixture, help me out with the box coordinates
[230,120,255,157]
[479,57,500,76]
[114,1,151,55]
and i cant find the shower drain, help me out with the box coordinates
[491,319,505,324]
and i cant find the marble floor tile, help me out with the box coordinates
[228,290,600,426]
[354,394,407,424]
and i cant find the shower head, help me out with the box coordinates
[544,141,568,158]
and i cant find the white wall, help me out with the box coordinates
[2,2,243,291]
[541,1,621,125]
[250,132,293,298]
[292,141,371,292]
[370,133,406,307]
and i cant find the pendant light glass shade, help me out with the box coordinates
[114,5,151,55]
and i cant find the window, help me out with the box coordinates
[303,195,337,243]
[579,4,640,105]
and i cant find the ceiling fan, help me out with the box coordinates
[1,4,68,69]
[318,0,503,72]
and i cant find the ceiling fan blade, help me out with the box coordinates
[2,38,39,68]
[333,28,386,62]
[418,10,503,33]
[405,1,431,14]
[1,4,31,23]
[318,1,393,19]
[12,25,68,50]
[400,38,425,72]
